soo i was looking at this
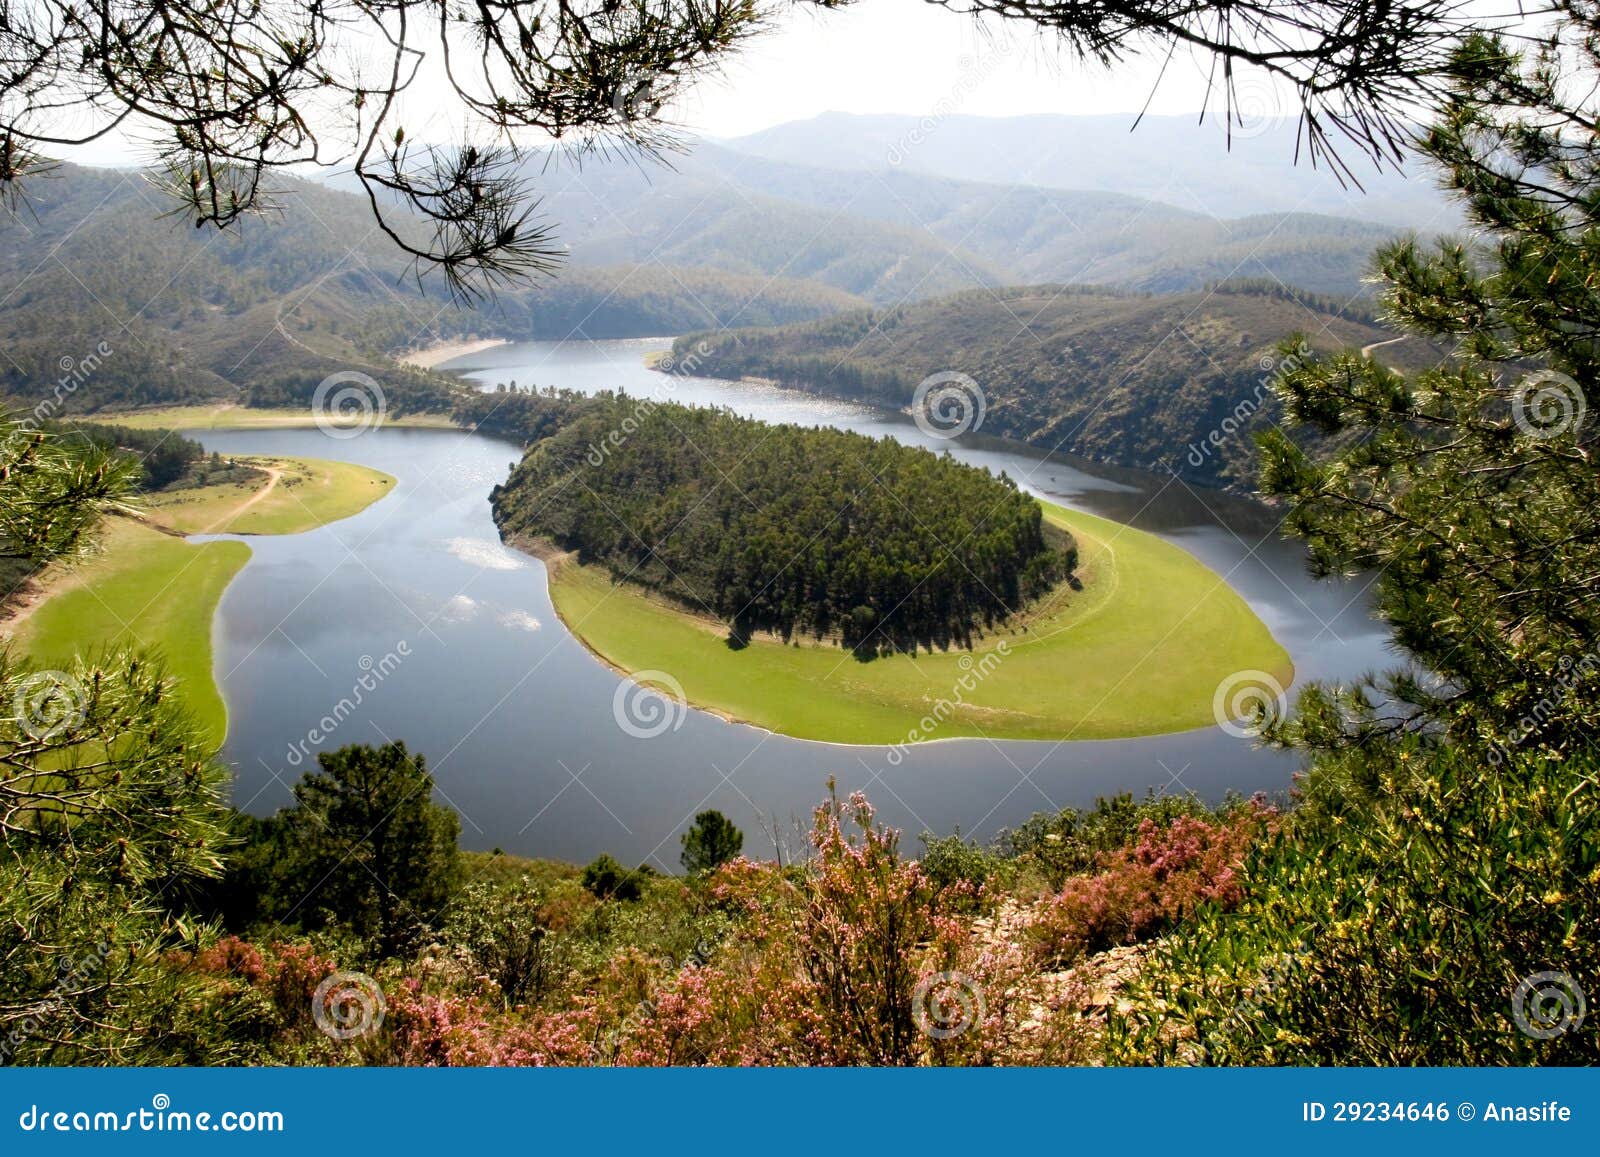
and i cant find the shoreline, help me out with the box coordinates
[501,532,758,733]
[398,337,510,369]
[503,504,1293,747]
[6,458,399,745]
[519,537,1253,753]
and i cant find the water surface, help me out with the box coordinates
[195,338,1391,865]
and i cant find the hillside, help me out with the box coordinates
[724,112,1457,231]
[0,144,1420,425]
[0,166,865,416]
[3,152,1422,424]
[516,143,1410,299]
[671,282,1441,490]
[680,144,1405,297]
[517,150,1003,302]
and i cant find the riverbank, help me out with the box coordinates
[535,500,1294,745]
[397,337,509,369]
[5,520,249,746]
[143,456,396,535]
[95,404,459,431]
[3,455,398,747]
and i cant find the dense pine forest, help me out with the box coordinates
[668,283,1442,490]
[489,395,1076,654]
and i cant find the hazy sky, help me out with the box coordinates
[55,0,1259,168]
[670,0,1241,139]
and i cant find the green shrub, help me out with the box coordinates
[1112,744,1600,1064]
[583,855,651,903]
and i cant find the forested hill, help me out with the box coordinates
[0,165,862,416]
[490,395,1075,656]
[671,283,1442,491]
[523,142,1408,299]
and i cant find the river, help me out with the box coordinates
[193,338,1392,866]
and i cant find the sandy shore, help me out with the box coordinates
[398,337,509,369]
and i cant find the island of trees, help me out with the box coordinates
[488,394,1076,655]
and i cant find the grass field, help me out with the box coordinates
[7,520,250,746]
[96,404,457,431]
[545,501,1293,744]
[143,456,395,535]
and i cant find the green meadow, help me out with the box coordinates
[10,520,249,746]
[544,501,1293,744]
[143,456,395,535]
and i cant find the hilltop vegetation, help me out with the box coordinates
[490,395,1075,654]
[0,150,1416,430]
[364,265,864,349]
[496,143,1414,300]
[673,282,1439,489]
[0,167,865,420]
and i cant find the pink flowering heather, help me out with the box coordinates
[1032,802,1276,965]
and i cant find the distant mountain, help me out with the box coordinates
[670,281,1442,491]
[522,149,1004,302]
[2,144,1432,423]
[0,165,863,415]
[723,112,1458,232]
[521,142,1411,298]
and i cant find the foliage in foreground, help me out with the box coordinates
[1,416,239,1064]
[1114,744,1599,1064]
[158,786,1270,1067]
[1259,22,1600,756]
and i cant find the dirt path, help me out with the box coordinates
[200,465,283,533]
[3,464,286,635]
[1361,335,1408,359]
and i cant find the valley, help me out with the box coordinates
[0,0,1592,1079]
